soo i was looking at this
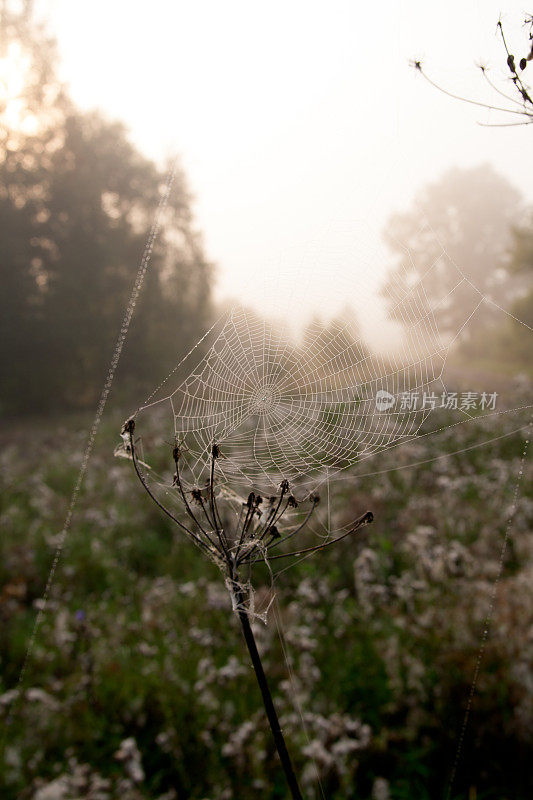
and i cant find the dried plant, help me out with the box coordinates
[121,417,373,799]
[412,15,533,127]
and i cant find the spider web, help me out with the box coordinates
[127,221,522,499]
[121,221,532,797]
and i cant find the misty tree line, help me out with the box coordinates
[382,163,533,365]
[1,8,532,416]
[0,9,213,414]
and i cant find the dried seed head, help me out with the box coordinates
[287,495,298,508]
[212,443,220,459]
[280,479,290,493]
[247,492,255,508]
[191,488,203,505]
[310,493,320,505]
[269,525,280,539]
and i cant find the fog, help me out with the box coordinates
[35,0,533,335]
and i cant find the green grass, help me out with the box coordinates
[0,403,532,799]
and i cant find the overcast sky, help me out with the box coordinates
[33,0,533,339]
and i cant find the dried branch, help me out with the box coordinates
[411,14,533,127]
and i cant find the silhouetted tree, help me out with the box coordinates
[0,5,213,413]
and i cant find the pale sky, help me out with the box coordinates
[32,0,533,342]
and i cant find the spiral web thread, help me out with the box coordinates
[131,231,495,497]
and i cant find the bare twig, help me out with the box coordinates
[410,14,533,127]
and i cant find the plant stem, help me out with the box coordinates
[234,587,303,800]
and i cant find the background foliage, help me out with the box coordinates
[1,405,532,799]
[0,9,212,414]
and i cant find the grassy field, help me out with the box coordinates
[0,395,532,799]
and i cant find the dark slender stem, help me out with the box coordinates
[498,20,533,106]
[209,452,230,558]
[234,585,303,800]
[234,500,255,562]
[239,500,254,544]
[173,456,221,553]
[256,485,287,538]
[250,510,374,563]
[266,501,318,552]
[257,498,290,546]
[129,432,212,556]
[197,494,218,533]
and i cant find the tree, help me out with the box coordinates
[494,213,533,366]
[0,5,213,413]
[381,164,522,341]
